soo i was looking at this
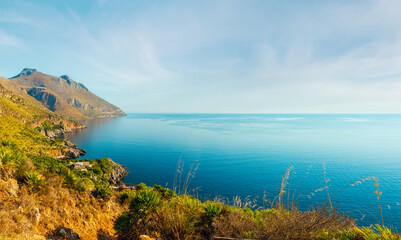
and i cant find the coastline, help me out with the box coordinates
[59,116,130,187]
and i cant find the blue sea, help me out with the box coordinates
[64,114,401,228]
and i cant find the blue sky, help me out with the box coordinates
[1,0,401,113]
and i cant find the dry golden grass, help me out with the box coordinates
[0,176,124,240]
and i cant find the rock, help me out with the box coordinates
[48,227,81,240]
[67,148,86,159]
[63,140,76,148]
[49,147,86,160]
[0,179,19,197]
[106,158,129,185]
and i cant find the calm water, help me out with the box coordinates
[64,114,401,228]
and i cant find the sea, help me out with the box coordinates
[63,113,401,229]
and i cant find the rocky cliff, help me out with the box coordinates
[105,158,129,185]
[9,68,126,119]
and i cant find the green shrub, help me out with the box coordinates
[41,121,62,131]
[94,183,113,201]
[203,201,223,219]
[153,184,176,199]
[63,169,78,188]
[75,178,92,193]
[119,190,136,203]
[130,188,162,218]
[114,211,132,234]
[135,183,147,191]
[0,139,17,148]
[97,158,113,174]
[42,121,55,131]
[24,171,45,193]
[0,148,14,165]
[244,231,257,239]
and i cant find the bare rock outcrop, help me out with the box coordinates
[105,158,129,185]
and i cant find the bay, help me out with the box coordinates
[64,113,401,228]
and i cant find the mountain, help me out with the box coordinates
[8,68,125,119]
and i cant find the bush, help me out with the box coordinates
[24,171,45,193]
[119,190,136,203]
[114,211,132,234]
[0,148,14,166]
[0,139,17,148]
[97,158,113,174]
[94,183,113,201]
[203,201,223,219]
[153,184,176,199]
[129,188,162,218]
[156,195,202,240]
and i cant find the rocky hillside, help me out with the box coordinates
[0,78,128,239]
[8,68,125,119]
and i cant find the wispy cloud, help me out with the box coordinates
[0,30,23,48]
[1,0,401,112]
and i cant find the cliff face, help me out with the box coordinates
[105,158,129,185]
[8,68,126,119]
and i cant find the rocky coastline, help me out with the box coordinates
[50,126,130,186]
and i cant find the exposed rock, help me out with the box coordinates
[60,75,88,91]
[47,227,81,240]
[106,158,129,185]
[9,68,126,119]
[41,119,85,140]
[0,178,19,197]
[63,140,76,148]
[10,68,37,78]
[26,87,58,111]
[49,147,86,160]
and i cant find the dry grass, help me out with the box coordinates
[0,176,124,240]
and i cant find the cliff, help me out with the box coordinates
[105,158,129,185]
[8,68,126,119]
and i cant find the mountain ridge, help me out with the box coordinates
[7,68,125,119]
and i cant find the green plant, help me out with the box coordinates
[94,183,113,201]
[0,139,17,148]
[24,171,45,193]
[119,190,136,203]
[203,201,223,219]
[153,184,176,199]
[129,188,162,218]
[244,231,256,239]
[114,211,132,234]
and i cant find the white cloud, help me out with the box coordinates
[2,0,401,112]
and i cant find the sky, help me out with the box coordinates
[1,0,401,113]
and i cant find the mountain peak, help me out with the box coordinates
[22,68,37,73]
[60,75,71,81]
[7,68,125,119]
[10,68,38,79]
[60,75,88,91]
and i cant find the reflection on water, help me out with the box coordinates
[63,113,401,228]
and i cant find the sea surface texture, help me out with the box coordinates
[64,114,401,228]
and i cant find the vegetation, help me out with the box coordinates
[1,80,401,239]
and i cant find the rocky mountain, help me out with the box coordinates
[8,68,125,119]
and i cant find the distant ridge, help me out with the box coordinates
[6,68,125,119]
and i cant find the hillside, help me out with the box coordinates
[0,83,127,239]
[8,68,125,119]
[0,72,399,240]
